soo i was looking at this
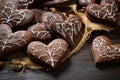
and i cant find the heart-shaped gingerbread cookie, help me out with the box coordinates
[0,2,35,28]
[27,38,68,68]
[50,16,84,49]
[27,23,52,41]
[91,36,120,64]
[0,24,32,56]
[86,0,119,27]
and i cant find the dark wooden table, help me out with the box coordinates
[0,28,120,80]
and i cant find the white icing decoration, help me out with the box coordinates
[93,37,120,59]
[32,41,66,67]
[0,2,26,27]
[81,0,91,3]
[43,12,63,28]
[0,27,26,51]
[99,45,120,59]
[19,0,34,8]
[89,0,118,21]
[56,22,66,37]
[93,37,107,51]
[55,18,81,45]
[31,23,50,40]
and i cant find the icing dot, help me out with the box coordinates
[6,19,10,23]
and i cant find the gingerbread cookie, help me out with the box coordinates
[91,36,120,64]
[0,24,32,57]
[50,16,85,49]
[0,1,35,28]
[86,0,119,27]
[27,38,68,68]
[28,23,52,41]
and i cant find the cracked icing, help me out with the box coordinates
[55,18,82,45]
[0,2,26,27]
[89,0,118,21]
[31,41,66,67]
[93,37,120,59]
[0,26,26,51]
[31,23,51,40]
[19,0,34,8]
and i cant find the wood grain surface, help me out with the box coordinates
[0,28,120,80]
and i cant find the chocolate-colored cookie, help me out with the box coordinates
[0,24,32,57]
[0,1,35,28]
[86,0,119,27]
[41,12,63,29]
[28,23,52,41]
[27,38,68,68]
[91,36,120,64]
[43,0,75,7]
[50,16,84,49]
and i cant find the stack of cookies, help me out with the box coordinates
[0,0,119,70]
